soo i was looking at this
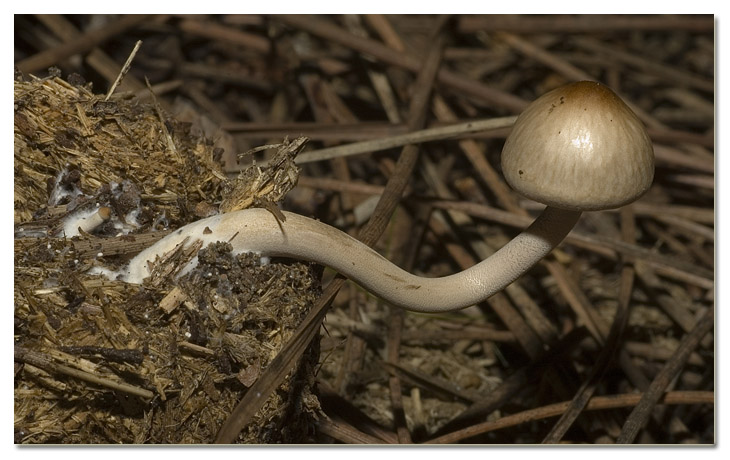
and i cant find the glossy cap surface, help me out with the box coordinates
[501,81,655,211]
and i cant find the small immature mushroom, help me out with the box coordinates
[110,81,654,313]
[61,206,112,237]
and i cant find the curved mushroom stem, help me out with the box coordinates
[115,206,581,313]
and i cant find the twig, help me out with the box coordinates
[542,207,636,443]
[69,230,171,257]
[15,346,154,399]
[616,308,714,443]
[427,391,714,444]
[105,40,142,101]
[573,36,714,93]
[318,382,399,443]
[288,116,516,165]
[386,312,411,443]
[315,417,388,444]
[664,173,715,190]
[34,14,146,91]
[497,32,593,82]
[17,15,152,74]
[274,15,529,113]
[654,145,714,173]
[432,97,522,212]
[433,327,590,437]
[178,62,274,92]
[653,213,714,241]
[383,361,478,405]
[457,15,714,34]
[634,262,698,333]
[129,79,183,100]
[646,127,714,148]
[624,341,704,366]
[178,18,270,54]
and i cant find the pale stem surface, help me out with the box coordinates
[118,206,581,313]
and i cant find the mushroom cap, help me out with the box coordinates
[501,81,654,211]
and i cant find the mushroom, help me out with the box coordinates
[501,80,654,212]
[61,206,112,237]
[106,81,654,313]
